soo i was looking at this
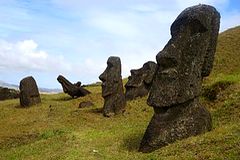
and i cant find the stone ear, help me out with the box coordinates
[201,13,220,77]
[201,48,215,77]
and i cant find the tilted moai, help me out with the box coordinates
[99,56,126,117]
[125,61,157,100]
[19,76,41,107]
[139,4,220,153]
[57,75,91,98]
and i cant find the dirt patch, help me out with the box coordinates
[202,81,234,101]
[0,133,39,149]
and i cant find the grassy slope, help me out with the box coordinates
[0,26,240,160]
[205,26,240,84]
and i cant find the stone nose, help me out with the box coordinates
[99,72,106,82]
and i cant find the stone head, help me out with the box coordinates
[148,4,220,108]
[125,61,157,100]
[57,75,69,92]
[99,56,122,97]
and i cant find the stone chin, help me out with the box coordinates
[125,87,137,99]
[101,89,112,98]
[101,84,114,98]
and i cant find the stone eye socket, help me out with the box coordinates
[159,57,178,70]
[107,62,114,69]
[171,18,208,36]
[189,19,208,35]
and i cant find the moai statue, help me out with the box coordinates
[125,61,157,100]
[19,76,41,107]
[57,75,91,98]
[99,56,126,117]
[139,4,220,153]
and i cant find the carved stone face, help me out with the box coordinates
[139,4,220,153]
[99,56,122,97]
[99,56,126,117]
[125,61,157,100]
[148,4,220,108]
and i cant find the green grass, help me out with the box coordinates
[0,26,240,160]
[212,26,240,76]
[0,81,239,159]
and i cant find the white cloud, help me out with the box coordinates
[0,39,71,72]
[88,12,140,38]
[1,0,239,87]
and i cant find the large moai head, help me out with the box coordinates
[99,56,126,117]
[125,61,157,100]
[139,4,220,153]
[148,4,220,108]
[19,76,41,107]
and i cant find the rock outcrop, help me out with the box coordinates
[0,87,19,100]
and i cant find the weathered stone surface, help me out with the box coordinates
[139,99,212,152]
[19,76,41,107]
[0,87,19,100]
[139,4,220,152]
[57,75,91,98]
[79,101,94,108]
[125,61,157,100]
[99,56,126,117]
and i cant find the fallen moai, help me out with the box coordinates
[57,75,91,98]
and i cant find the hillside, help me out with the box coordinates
[0,26,240,159]
[204,26,240,86]
[213,26,240,75]
[0,80,62,93]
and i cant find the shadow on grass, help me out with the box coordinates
[0,133,39,149]
[15,105,23,109]
[88,108,103,114]
[53,96,73,101]
[122,133,143,152]
[14,105,34,109]
[14,103,42,109]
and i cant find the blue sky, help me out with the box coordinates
[0,0,240,89]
